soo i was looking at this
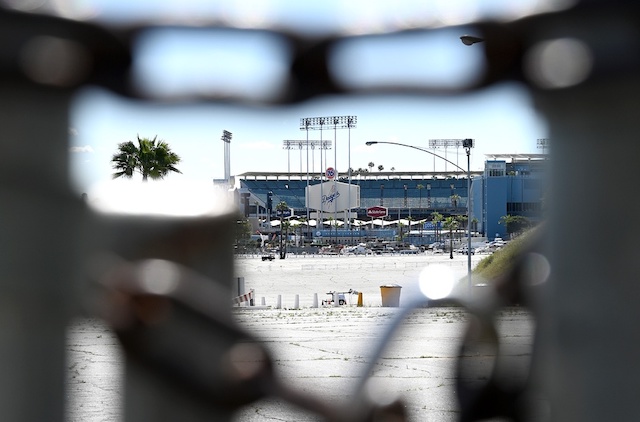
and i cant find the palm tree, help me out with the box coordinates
[298,216,308,246]
[405,216,413,243]
[450,193,461,208]
[499,214,531,239]
[276,201,289,259]
[111,135,182,181]
[397,220,407,242]
[443,216,459,259]
[368,162,375,177]
[378,164,384,172]
[431,211,443,242]
[456,215,468,242]
[281,220,292,254]
[326,216,335,243]
[415,184,424,237]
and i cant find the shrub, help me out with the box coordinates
[473,228,538,281]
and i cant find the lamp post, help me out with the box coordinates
[462,139,474,285]
[366,140,475,292]
[449,219,455,260]
[459,35,484,46]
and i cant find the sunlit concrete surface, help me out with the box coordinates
[232,306,533,421]
[64,253,534,421]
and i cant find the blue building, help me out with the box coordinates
[476,154,546,239]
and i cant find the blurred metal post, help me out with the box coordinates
[0,77,84,422]
[97,212,238,422]
[0,9,240,422]
[535,77,640,421]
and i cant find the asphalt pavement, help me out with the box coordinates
[65,252,534,422]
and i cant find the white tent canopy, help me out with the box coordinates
[399,218,425,226]
[322,219,344,227]
[370,219,395,227]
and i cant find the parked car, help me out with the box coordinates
[340,243,373,255]
[475,246,492,254]
[457,246,475,255]
[322,291,347,305]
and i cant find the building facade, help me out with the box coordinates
[479,154,546,239]
[232,154,547,243]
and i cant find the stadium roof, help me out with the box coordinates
[484,153,548,161]
[235,170,483,181]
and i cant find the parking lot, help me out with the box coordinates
[234,252,484,309]
[230,305,534,421]
[66,252,535,422]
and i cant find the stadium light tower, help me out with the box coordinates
[429,138,471,172]
[329,116,357,228]
[537,138,550,155]
[366,139,475,293]
[301,116,356,239]
[221,130,232,183]
[283,140,317,177]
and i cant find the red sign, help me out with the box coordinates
[325,167,337,180]
[366,206,388,218]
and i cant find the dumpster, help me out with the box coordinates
[380,284,402,307]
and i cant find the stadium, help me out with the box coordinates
[218,152,546,248]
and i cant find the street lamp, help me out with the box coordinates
[366,140,475,293]
[460,35,484,46]
[449,219,455,260]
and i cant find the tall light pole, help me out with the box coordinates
[283,139,317,177]
[301,115,356,241]
[346,117,357,232]
[302,119,312,242]
[537,138,550,155]
[366,140,475,292]
[462,138,474,291]
[300,118,332,242]
[221,130,232,184]
[429,139,471,173]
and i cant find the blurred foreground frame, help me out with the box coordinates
[2,1,640,421]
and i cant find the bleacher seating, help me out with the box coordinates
[240,176,469,219]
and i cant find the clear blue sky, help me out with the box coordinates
[63,0,553,194]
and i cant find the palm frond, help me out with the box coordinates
[112,135,182,181]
